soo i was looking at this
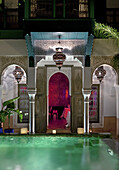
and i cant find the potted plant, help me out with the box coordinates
[0,97,23,133]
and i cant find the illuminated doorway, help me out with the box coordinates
[48,72,70,129]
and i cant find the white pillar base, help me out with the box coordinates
[82,89,91,134]
[28,89,36,134]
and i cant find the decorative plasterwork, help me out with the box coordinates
[91,56,114,74]
[91,55,119,84]
[47,67,71,96]
[0,56,28,84]
[34,40,86,56]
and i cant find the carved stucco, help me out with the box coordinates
[0,56,28,84]
[91,56,113,73]
[91,55,119,84]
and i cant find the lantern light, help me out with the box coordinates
[13,66,24,83]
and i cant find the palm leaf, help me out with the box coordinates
[3,97,20,108]
[94,22,119,39]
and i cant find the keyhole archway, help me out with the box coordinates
[48,72,70,129]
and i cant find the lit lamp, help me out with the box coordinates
[95,66,106,83]
[52,130,56,134]
[13,66,24,83]
[53,47,66,70]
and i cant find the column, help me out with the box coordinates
[89,0,94,19]
[24,0,30,19]
[28,89,36,134]
[63,0,65,18]
[53,0,56,18]
[82,89,91,134]
[115,85,119,137]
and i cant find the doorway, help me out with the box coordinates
[48,72,70,129]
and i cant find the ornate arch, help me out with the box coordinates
[0,56,28,84]
[91,55,119,84]
[47,67,71,96]
[91,56,115,74]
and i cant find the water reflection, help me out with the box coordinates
[0,137,118,170]
[14,165,21,170]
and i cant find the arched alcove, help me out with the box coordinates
[1,64,27,101]
[91,64,118,134]
[1,64,28,128]
[48,72,70,129]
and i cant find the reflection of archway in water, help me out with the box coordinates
[48,72,70,129]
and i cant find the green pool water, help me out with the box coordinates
[0,136,118,170]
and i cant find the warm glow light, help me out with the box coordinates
[77,128,84,134]
[89,129,92,133]
[52,130,56,134]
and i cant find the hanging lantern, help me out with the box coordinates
[13,66,24,83]
[95,66,106,83]
[53,47,66,70]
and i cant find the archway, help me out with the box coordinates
[91,64,118,134]
[1,64,28,128]
[48,72,70,129]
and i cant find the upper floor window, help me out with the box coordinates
[65,0,88,18]
[65,0,79,18]
[0,0,24,29]
[79,0,88,18]
[106,8,119,30]
[4,0,18,9]
[30,0,89,19]
[30,0,53,18]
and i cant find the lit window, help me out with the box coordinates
[30,0,53,18]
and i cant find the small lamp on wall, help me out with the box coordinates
[95,66,106,83]
[13,66,24,83]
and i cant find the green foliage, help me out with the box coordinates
[94,22,119,39]
[0,97,22,127]
[3,97,20,108]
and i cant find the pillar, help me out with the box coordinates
[53,0,56,18]
[24,0,30,19]
[28,89,36,134]
[82,89,91,134]
[115,85,119,137]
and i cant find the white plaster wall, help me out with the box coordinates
[103,69,117,117]
[115,85,119,119]
[106,0,119,8]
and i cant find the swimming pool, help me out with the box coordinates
[0,136,118,170]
